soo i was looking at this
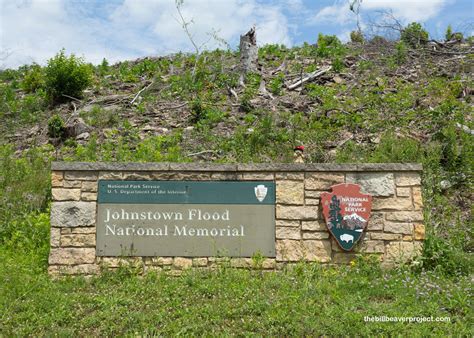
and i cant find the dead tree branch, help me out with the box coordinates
[288,66,332,90]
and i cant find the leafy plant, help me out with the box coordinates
[445,25,453,41]
[401,22,429,48]
[350,30,364,43]
[269,73,284,95]
[316,34,345,58]
[47,114,65,138]
[394,41,407,65]
[21,64,45,93]
[44,49,93,103]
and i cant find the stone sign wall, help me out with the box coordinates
[49,162,424,276]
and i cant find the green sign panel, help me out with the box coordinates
[96,181,276,257]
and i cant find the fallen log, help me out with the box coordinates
[288,66,332,90]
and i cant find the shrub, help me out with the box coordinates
[350,30,364,43]
[21,64,45,93]
[316,34,344,57]
[47,114,65,138]
[44,49,92,103]
[401,22,429,48]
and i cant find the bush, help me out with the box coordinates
[47,114,65,138]
[316,34,344,58]
[401,22,429,48]
[350,30,364,43]
[44,49,92,103]
[21,64,45,93]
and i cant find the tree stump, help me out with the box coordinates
[239,27,258,74]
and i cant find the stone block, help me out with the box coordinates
[210,172,240,180]
[48,264,99,275]
[302,232,330,239]
[370,232,402,241]
[52,188,81,201]
[122,172,153,180]
[51,171,63,187]
[145,257,173,266]
[402,235,413,241]
[395,173,421,186]
[81,192,97,201]
[230,258,253,268]
[357,240,385,253]
[51,201,96,227]
[414,223,425,240]
[385,241,420,262]
[276,220,300,227]
[192,258,208,267]
[50,227,61,247]
[64,171,98,181]
[301,240,331,262]
[396,187,411,197]
[100,257,142,268]
[49,248,95,265]
[305,190,323,198]
[63,180,82,188]
[301,221,326,231]
[276,205,318,220]
[386,211,423,222]
[412,187,423,210]
[305,198,319,205]
[173,257,192,270]
[71,227,96,234]
[330,238,343,252]
[384,222,413,235]
[276,227,301,240]
[367,212,384,231]
[276,240,302,261]
[276,173,304,180]
[99,172,123,180]
[372,197,412,210]
[261,259,277,269]
[276,180,304,205]
[241,172,274,180]
[346,173,395,197]
[305,173,344,190]
[61,234,96,247]
[82,181,97,192]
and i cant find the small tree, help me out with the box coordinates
[44,49,92,103]
[445,25,453,41]
[401,22,429,48]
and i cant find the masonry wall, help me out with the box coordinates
[49,163,424,276]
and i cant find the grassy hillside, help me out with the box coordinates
[0,35,473,334]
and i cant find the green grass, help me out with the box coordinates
[1,247,471,336]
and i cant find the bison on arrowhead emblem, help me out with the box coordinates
[321,183,372,251]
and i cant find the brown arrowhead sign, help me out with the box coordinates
[321,183,372,251]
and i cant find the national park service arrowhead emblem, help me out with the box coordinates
[321,183,372,251]
[254,184,268,202]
